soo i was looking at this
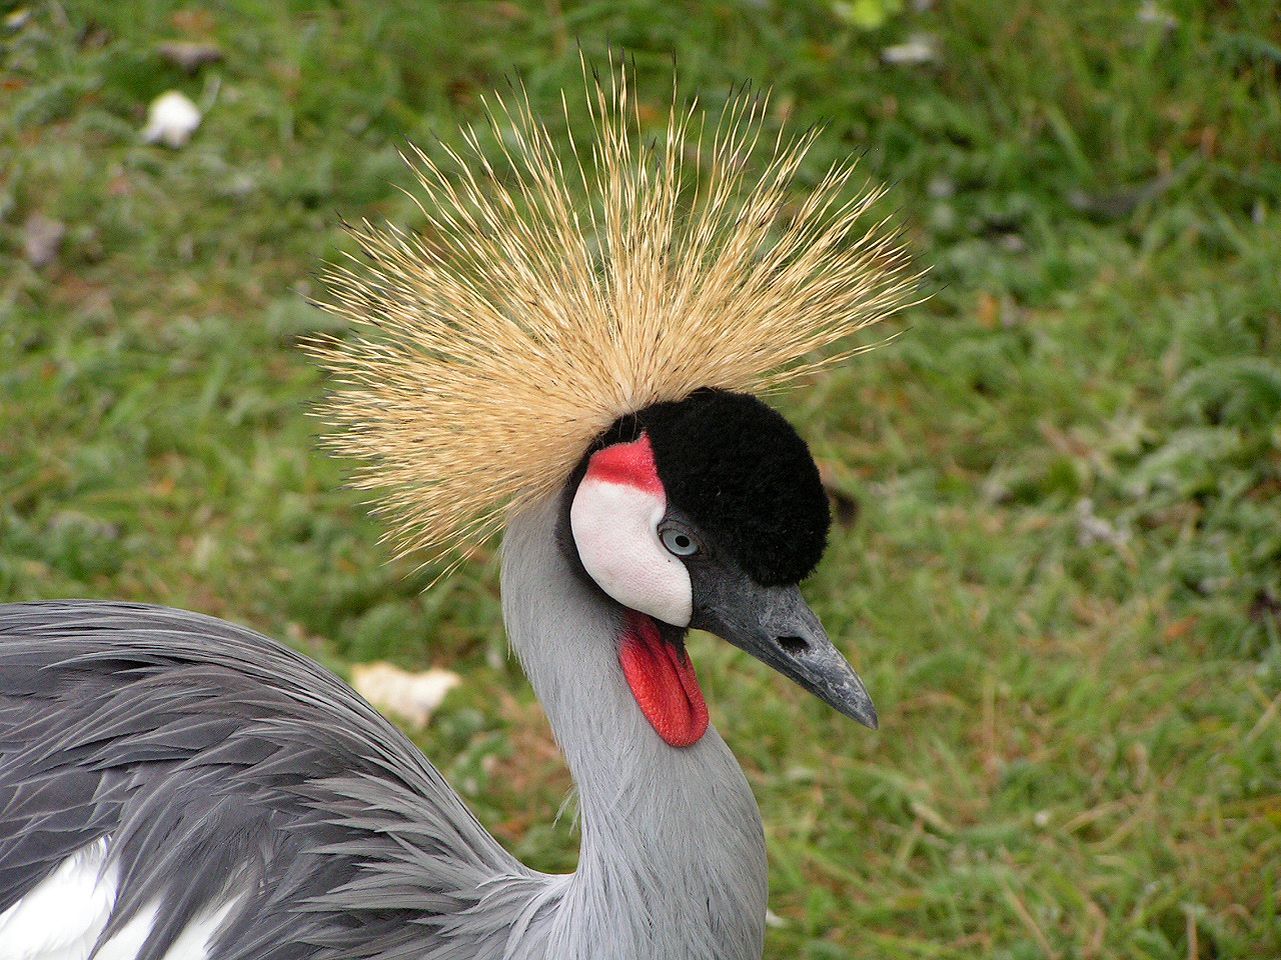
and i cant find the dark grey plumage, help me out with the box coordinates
[0,601,546,960]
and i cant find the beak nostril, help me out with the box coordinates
[777,635,809,655]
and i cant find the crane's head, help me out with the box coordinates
[565,388,876,748]
[311,71,915,750]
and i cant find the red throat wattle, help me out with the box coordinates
[619,609,709,748]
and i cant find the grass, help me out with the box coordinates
[2,0,1280,956]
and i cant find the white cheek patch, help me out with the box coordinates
[570,474,693,628]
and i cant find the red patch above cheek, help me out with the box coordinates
[585,433,663,494]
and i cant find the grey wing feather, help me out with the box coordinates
[0,601,556,960]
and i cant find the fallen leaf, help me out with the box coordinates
[881,34,940,67]
[142,90,201,148]
[1162,615,1198,642]
[352,661,462,728]
[23,213,65,268]
[158,41,223,74]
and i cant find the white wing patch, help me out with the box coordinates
[93,902,157,960]
[153,899,239,960]
[0,838,237,960]
[0,837,115,960]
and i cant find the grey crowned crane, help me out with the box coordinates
[0,71,914,960]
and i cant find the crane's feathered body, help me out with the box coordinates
[1,66,913,960]
[0,497,766,960]
[0,601,539,960]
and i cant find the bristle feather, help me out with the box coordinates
[307,65,919,568]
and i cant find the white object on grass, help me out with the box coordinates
[142,91,202,148]
[351,662,462,729]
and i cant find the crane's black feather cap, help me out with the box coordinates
[590,389,831,586]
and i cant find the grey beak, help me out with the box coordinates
[690,575,878,729]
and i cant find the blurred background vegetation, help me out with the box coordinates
[2,1,1280,957]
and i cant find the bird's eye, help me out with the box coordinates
[660,526,699,558]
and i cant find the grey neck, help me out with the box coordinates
[502,496,767,960]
